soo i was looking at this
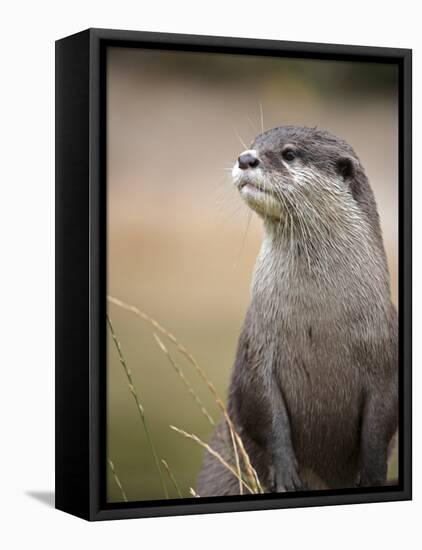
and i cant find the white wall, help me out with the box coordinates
[0,1,419,548]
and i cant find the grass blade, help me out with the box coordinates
[108,459,128,502]
[153,333,215,427]
[108,296,263,494]
[107,314,169,499]
[170,425,255,494]
[161,459,183,498]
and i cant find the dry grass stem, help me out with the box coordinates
[233,431,264,493]
[226,420,243,495]
[169,425,255,494]
[107,314,169,499]
[153,333,215,427]
[108,296,226,415]
[108,295,263,495]
[108,459,128,502]
[161,459,183,498]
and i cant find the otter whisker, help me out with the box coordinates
[234,210,253,271]
[272,185,298,264]
[259,102,264,134]
[274,190,290,243]
[288,196,312,272]
[246,115,259,136]
[271,186,295,257]
[290,187,331,246]
[232,125,249,150]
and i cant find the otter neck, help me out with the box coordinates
[251,215,390,314]
[261,212,385,270]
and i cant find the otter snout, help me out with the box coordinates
[238,149,260,170]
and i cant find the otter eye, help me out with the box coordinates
[282,149,296,162]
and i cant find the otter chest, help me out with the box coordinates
[239,296,363,450]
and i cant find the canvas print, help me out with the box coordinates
[106,47,399,503]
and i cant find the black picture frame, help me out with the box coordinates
[55,28,412,521]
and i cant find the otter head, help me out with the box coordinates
[232,126,377,239]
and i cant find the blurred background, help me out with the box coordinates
[107,46,398,502]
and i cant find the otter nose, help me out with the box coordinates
[238,151,260,170]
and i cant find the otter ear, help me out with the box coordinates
[336,156,356,180]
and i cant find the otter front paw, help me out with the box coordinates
[355,470,387,488]
[270,461,306,492]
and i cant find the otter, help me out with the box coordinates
[197,126,398,495]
